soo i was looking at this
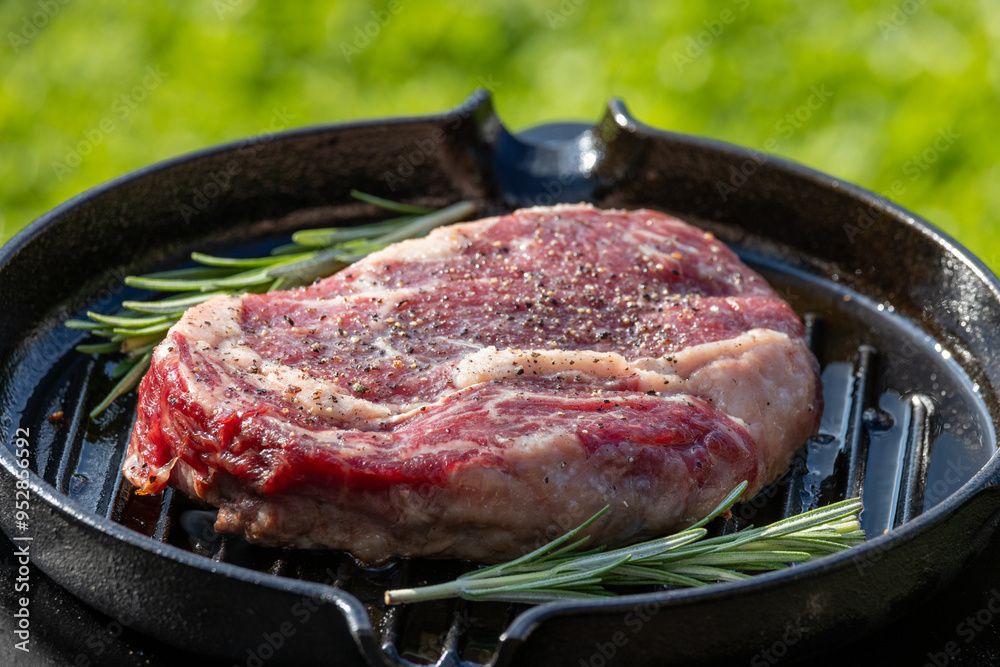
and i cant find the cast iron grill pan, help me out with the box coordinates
[2,91,1000,666]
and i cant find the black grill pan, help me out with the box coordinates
[2,91,1000,665]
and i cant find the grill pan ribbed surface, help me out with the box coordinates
[2,91,1000,666]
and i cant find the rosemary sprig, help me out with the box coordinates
[384,482,865,605]
[71,194,476,417]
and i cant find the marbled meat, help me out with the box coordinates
[123,204,821,564]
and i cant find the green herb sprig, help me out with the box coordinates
[67,192,476,417]
[384,482,865,605]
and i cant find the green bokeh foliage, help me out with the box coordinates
[1,0,998,266]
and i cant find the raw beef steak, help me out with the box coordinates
[124,204,821,564]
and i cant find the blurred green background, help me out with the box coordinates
[2,0,998,266]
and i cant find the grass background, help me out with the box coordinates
[2,0,998,266]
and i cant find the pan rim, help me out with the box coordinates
[2,89,1000,661]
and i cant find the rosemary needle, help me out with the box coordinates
[72,192,476,417]
[384,481,865,605]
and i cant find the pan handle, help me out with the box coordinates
[475,92,647,207]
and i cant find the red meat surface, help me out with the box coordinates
[124,204,821,564]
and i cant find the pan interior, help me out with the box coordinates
[0,214,995,664]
